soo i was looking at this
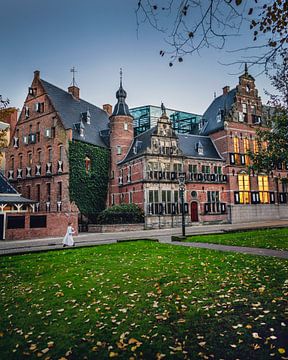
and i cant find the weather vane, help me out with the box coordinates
[120,68,123,86]
[70,67,78,87]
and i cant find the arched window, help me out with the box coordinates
[59,145,64,161]
[37,149,42,164]
[85,156,91,173]
[27,152,33,166]
[19,154,23,168]
[10,156,14,170]
[47,147,53,163]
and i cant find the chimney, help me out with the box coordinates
[223,86,230,95]
[68,85,80,100]
[103,104,112,116]
[34,70,40,79]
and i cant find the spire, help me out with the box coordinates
[244,63,248,76]
[111,68,131,117]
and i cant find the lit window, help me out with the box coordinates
[258,175,269,203]
[85,156,91,173]
[253,139,259,154]
[243,138,250,164]
[238,174,250,204]
[233,137,240,153]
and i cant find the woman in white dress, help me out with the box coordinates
[62,222,75,247]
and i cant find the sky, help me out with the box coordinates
[0,0,273,115]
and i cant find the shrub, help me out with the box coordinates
[97,204,144,224]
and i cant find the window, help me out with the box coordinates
[129,191,133,203]
[37,149,42,164]
[214,166,222,174]
[243,138,250,164]
[258,175,269,203]
[30,215,47,228]
[59,145,64,161]
[28,152,32,166]
[174,190,179,203]
[47,183,51,202]
[7,216,25,229]
[36,184,41,202]
[191,191,197,198]
[207,191,219,204]
[233,137,240,153]
[25,106,30,118]
[117,146,122,155]
[85,156,91,173]
[242,103,247,113]
[149,190,159,203]
[124,122,128,131]
[19,154,23,168]
[173,163,183,173]
[57,182,62,201]
[189,164,197,173]
[253,139,259,154]
[201,165,210,174]
[48,147,53,163]
[26,185,31,199]
[35,102,44,113]
[10,156,14,170]
[238,174,250,204]
[111,194,115,206]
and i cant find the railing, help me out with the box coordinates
[229,153,246,166]
[204,202,226,214]
[147,202,189,215]
[146,171,227,183]
[234,191,276,204]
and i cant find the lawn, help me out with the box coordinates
[0,241,287,359]
[184,228,288,251]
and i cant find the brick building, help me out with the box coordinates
[4,66,288,238]
[5,70,110,239]
[108,66,288,228]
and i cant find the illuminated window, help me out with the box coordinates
[85,156,91,173]
[28,152,33,166]
[238,174,250,204]
[258,175,269,203]
[233,137,240,163]
[253,140,259,154]
[243,138,250,164]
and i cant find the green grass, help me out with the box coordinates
[0,242,287,359]
[184,228,288,251]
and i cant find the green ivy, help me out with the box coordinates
[69,141,110,221]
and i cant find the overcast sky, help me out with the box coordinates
[1,0,273,115]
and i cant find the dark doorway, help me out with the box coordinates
[191,202,199,222]
[0,214,4,240]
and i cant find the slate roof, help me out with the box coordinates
[201,88,237,135]
[111,82,132,117]
[0,171,17,194]
[41,80,109,148]
[120,127,223,163]
[0,172,35,204]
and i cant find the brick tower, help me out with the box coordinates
[108,70,134,205]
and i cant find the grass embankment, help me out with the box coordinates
[184,228,288,251]
[0,241,287,359]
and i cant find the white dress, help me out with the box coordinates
[62,226,75,246]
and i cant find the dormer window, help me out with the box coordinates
[246,84,250,93]
[196,141,204,155]
[117,146,122,155]
[81,110,91,124]
[124,122,128,131]
[216,109,223,123]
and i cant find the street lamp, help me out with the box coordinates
[178,173,186,237]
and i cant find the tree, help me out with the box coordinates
[0,95,11,121]
[136,0,288,69]
[248,50,288,174]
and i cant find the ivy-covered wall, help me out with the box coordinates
[69,141,110,221]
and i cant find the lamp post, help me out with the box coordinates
[178,174,186,237]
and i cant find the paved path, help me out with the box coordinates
[0,219,288,258]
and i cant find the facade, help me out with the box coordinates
[4,66,288,238]
[0,107,18,171]
[5,71,110,239]
[108,66,288,228]
[131,105,202,136]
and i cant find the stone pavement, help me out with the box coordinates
[0,219,288,258]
